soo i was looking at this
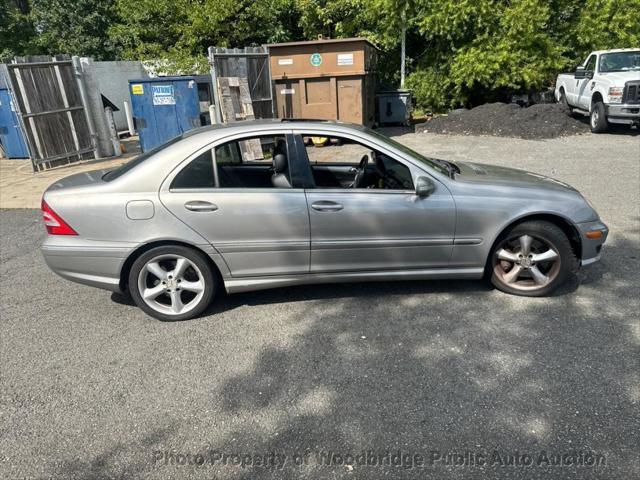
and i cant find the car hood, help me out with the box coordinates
[598,70,640,86]
[454,161,578,192]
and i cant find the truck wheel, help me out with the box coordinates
[590,101,608,133]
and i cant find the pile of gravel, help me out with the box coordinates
[416,102,590,139]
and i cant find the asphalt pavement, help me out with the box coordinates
[1,131,639,479]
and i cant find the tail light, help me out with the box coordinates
[41,199,78,235]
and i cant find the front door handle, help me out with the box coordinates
[311,201,343,212]
[184,200,218,212]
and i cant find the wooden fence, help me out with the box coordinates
[208,47,274,121]
[7,55,95,171]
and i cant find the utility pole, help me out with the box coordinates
[400,9,406,88]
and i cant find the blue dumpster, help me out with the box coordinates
[0,88,29,158]
[128,77,201,152]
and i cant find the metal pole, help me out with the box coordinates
[264,46,276,118]
[72,56,101,159]
[123,100,135,136]
[105,107,121,157]
[208,47,223,124]
[400,11,406,89]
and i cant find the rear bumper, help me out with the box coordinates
[577,220,609,266]
[41,238,133,292]
[606,103,640,124]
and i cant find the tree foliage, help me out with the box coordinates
[0,0,37,62]
[31,0,118,60]
[109,0,304,73]
[1,0,638,109]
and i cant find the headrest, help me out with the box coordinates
[273,153,287,172]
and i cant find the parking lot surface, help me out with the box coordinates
[1,131,638,479]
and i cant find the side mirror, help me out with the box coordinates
[415,176,436,197]
[574,66,592,79]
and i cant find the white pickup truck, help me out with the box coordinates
[555,49,640,132]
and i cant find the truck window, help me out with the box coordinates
[585,55,597,72]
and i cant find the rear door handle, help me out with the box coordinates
[184,200,218,212]
[311,201,343,212]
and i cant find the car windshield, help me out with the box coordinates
[102,135,184,181]
[599,51,640,72]
[366,129,451,176]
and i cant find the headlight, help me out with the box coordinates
[608,87,623,104]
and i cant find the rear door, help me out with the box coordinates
[160,131,311,277]
[294,131,456,273]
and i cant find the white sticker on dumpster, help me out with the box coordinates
[152,85,175,105]
[278,58,293,65]
[337,53,354,65]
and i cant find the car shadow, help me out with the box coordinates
[205,278,493,315]
[111,271,587,321]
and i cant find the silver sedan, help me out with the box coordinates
[41,120,608,320]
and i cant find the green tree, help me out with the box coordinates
[405,0,572,109]
[6,0,636,111]
[0,0,37,62]
[572,0,640,57]
[109,0,304,73]
[29,0,117,59]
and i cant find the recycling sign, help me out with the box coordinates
[310,53,323,67]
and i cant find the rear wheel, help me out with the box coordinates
[490,221,576,297]
[590,101,608,133]
[129,245,216,321]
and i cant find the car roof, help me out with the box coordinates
[591,48,640,55]
[183,118,368,139]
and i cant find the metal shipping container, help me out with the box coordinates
[268,38,378,126]
[0,87,29,158]
[128,77,201,152]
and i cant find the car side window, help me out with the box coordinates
[585,55,596,72]
[171,135,290,190]
[171,150,215,189]
[216,135,288,188]
[302,135,414,190]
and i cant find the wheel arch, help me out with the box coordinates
[591,91,604,110]
[485,213,582,273]
[119,240,224,291]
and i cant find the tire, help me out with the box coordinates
[590,101,608,133]
[490,221,576,297]
[128,245,216,321]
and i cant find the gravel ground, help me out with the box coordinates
[1,132,639,479]
[416,103,594,139]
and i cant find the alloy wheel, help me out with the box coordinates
[493,234,561,292]
[137,254,206,315]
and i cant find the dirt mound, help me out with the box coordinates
[416,102,590,139]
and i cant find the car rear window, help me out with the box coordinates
[102,136,183,182]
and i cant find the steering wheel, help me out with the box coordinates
[349,154,369,188]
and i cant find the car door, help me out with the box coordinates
[576,55,597,109]
[159,132,311,277]
[293,132,456,273]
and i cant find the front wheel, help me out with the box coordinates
[129,245,216,321]
[490,221,576,297]
[590,101,608,133]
